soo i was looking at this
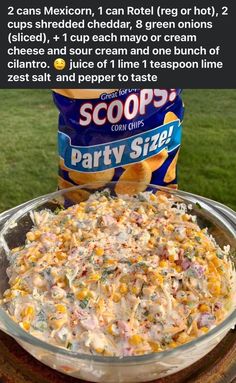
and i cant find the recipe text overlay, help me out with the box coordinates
[1,0,235,88]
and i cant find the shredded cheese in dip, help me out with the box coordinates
[2,190,234,356]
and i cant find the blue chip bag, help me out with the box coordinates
[53,89,184,193]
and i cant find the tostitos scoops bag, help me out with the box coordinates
[53,89,184,194]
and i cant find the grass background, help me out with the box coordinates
[0,89,235,212]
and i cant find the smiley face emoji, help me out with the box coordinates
[54,58,66,70]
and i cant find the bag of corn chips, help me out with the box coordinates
[53,89,184,193]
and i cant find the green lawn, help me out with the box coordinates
[0,89,235,212]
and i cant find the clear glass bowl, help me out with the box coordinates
[0,182,235,383]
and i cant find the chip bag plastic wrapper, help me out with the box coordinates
[53,89,184,194]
